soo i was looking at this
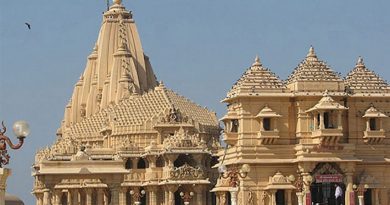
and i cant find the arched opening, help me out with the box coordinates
[125,158,132,169]
[174,154,197,167]
[61,193,67,205]
[156,155,165,167]
[210,156,219,168]
[263,118,271,131]
[369,118,377,130]
[137,158,148,169]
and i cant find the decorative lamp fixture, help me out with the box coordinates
[219,164,251,187]
[0,121,30,167]
[353,183,369,196]
[180,191,194,205]
[130,189,146,205]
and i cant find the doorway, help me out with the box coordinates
[311,182,345,205]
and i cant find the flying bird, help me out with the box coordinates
[25,22,31,29]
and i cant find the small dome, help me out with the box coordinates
[5,193,24,205]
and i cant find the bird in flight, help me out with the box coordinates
[25,22,31,30]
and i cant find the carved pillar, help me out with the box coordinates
[358,195,364,205]
[313,113,317,130]
[337,111,342,129]
[366,119,370,131]
[66,190,71,205]
[119,187,127,205]
[53,190,62,205]
[165,185,177,205]
[131,158,139,169]
[104,191,109,205]
[110,185,120,205]
[286,189,292,205]
[147,186,158,205]
[296,192,304,205]
[85,188,93,205]
[345,172,354,205]
[43,189,52,205]
[96,189,104,205]
[319,111,325,129]
[269,190,276,205]
[193,185,205,205]
[229,187,238,205]
[71,189,79,205]
[35,193,44,205]
[146,156,157,168]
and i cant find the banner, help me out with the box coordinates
[315,174,343,183]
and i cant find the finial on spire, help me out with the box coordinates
[113,0,122,5]
[356,56,365,67]
[306,45,317,58]
[252,55,262,66]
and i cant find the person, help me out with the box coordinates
[335,184,343,205]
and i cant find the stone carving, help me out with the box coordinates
[35,136,81,163]
[160,108,190,123]
[169,163,205,180]
[163,127,201,149]
[116,137,138,151]
[270,171,290,184]
[80,104,86,118]
[247,191,254,205]
[71,146,91,161]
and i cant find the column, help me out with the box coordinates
[358,195,364,205]
[53,190,63,205]
[66,190,71,205]
[43,189,52,205]
[296,192,304,205]
[229,187,238,205]
[110,185,120,205]
[286,190,292,205]
[319,111,325,129]
[165,185,177,205]
[71,189,79,205]
[345,172,354,205]
[85,188,93,205]
[374,189,380,205]
[337,111,342,129]
[147,186,158,205]
[119,187,127,205]
[96,189,104,205]
[269,190,276,205]
[35,193,44,205]
[194,186,205,205]
[366,119,370,131]
[104,192,109,205]
[313,113,318,130]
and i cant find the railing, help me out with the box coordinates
[124,169,146,182]
[363,130,385,144]
[257,130,279,145]
[311,128,343,145]
[223,132,238,146]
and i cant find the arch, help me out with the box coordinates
[137,158,148,169]
[174,154,197,167]
[156,155,165,167]
[125,158,132,169]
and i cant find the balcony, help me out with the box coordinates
[223,132,238,146]
[124,169,145,182]
[257,130,279,145]
[363,130,385,144]
[311,128,343,145]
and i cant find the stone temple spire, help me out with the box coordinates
[63,1,158,127]
[306,46,317,61]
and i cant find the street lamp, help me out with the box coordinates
[0,121,30,167]
[353,184,368,205]
[218,164,250,205]
[180,191,194,205]
[130,189,145,205]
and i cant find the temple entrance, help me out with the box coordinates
[310,163,345,205]
[364,189,372,205]
[275,190,285,205]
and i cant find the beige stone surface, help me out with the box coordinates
[216,48,390,205]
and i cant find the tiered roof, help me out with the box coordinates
[286,47,343,84]
[345,57,390,93]
[226,56,286,99]
[67,84,218,137]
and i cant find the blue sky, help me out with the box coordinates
[1,0,389,203]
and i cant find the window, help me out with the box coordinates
[231,119,239,132]
[156,156,165,167]
[137,158,147,169]
[369,118,377,130]
[125,158,132,169]
[263,118,271,131]
[276,190,285,205]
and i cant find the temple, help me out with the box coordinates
[32,1,390,205]
[214,48,390,205]
[32,1,220,204]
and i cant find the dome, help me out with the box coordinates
[5,193,24,205]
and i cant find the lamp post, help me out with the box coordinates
[353,184,368,205]
[180,191,194,205]
[218,164,250,205]
[130,189,145,205]
[0,120,30,205]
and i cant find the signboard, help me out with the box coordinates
[315,174,343,183]
[349,192,355,205]
[306,192,311,205]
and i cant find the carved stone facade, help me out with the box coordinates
[213,49,390,205]
[32,1,220,205]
